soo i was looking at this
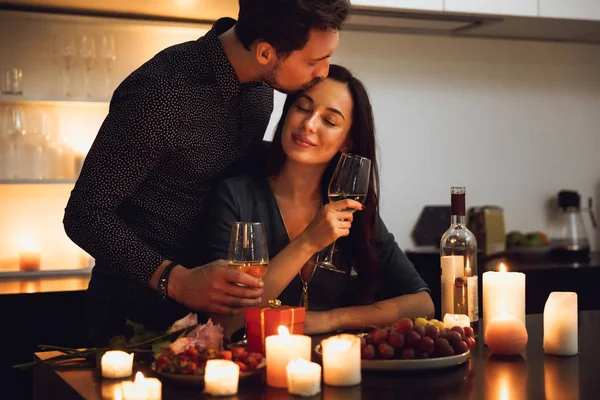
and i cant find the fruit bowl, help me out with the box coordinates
[316,317,475,371]
[151,359,265,386]
[314,343,470,371]
[152,346,265,386]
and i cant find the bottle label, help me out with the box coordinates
[440,256,464,317]
[467,276,478,321]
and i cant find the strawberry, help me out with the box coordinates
[231,347,246,358]
[246,357,259,370]
[188,361,198,374]
[249,352,263,363]
[219,350,233,360]
[234,361,247,372]
[186,347,199,358]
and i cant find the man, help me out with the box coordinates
[63,0,350,345]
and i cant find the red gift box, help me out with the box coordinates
[245,304,306,354]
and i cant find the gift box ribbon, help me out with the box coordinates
[261,299,296,346]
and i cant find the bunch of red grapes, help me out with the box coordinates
[360,318,476,360]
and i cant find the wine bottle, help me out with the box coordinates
[440,187,479,332]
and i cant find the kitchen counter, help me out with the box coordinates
[405,248,600,317]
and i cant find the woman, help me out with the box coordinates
[206,65,433,335]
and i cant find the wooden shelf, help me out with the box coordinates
[0,94,109,106]
[0,179,76,184]
[0,267,93,281]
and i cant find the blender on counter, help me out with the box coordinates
[549,190,597,262]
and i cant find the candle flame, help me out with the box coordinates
[499,263,507,273]
[134,371,145,383]
[17,236,37,251]
[278,325,290,336]
[113,387,123,400]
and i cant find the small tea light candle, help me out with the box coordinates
[544,292,578,356]
[101,350,134,379]
[204,359,240,396]
[266,326,312,388]
[286,358,322,397]
[444,313,470,329]
[121,372,161,400]
[17,236,41,271]
[322,334,361,387]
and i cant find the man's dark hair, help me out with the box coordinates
[235,0,350,54]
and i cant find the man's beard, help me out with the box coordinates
[263,62,321,94]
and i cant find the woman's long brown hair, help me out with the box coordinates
[265,64,381,300]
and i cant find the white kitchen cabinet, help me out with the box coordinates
[444,0,537,17]
[351,0,443,12]
[540,0,600,21]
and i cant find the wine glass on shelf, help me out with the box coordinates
[315,153,371,273]
[100,34,116,100]
[227,222,269,281]
[58,34,76,97]
[80,35,96,98]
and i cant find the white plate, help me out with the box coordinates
[315,344,470,371]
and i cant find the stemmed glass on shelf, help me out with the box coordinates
[80,35,96,98]
[100,35,116,99]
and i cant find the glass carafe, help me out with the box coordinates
[14,106,44,180]
[549,190,591,261]
[0,105,24,179]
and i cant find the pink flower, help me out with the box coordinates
[187,319,224,351]
[168,313,198,333]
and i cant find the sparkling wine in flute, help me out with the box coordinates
[328,193,367,205]
[440,187,479,334]
[228,261,268,279]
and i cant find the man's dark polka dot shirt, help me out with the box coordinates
[64,18,274,286]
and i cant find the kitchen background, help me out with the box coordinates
[0,2,599,278]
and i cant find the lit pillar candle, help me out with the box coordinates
[543,292,578,356]
[101,350,134,379]
[266,326,312,388]
[204,359,240,396]
[120,372,161,400]
[482,263,525,344]
[18,236,41,271]
[322,334,361,387]
[443,313,470,329]
[286,358,321,397]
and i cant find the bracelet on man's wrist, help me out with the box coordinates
[158,261,178,301]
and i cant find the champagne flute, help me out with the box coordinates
[227,222,269,280]
[100,34,116,99]
[315,153,371,273]
[58,34,76,97]
[80,35,96,98]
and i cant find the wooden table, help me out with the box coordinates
[33,311,600,400]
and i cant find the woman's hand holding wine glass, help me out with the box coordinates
[299,198,363,254]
